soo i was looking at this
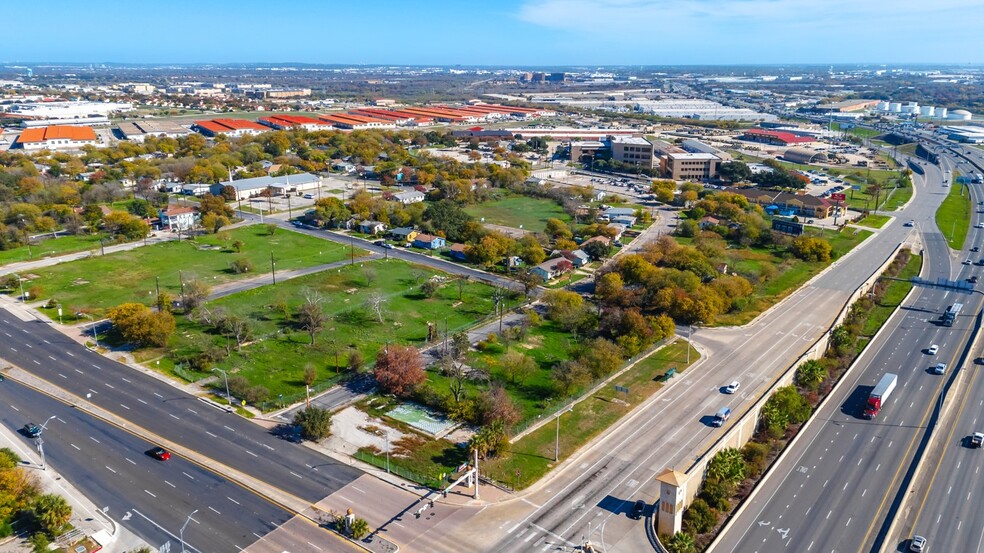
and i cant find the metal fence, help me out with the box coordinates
[352,449,446,489]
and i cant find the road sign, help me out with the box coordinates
[614,385,629,394]
[830,193,846,201]
[851,185,862,190]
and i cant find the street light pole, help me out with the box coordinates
[213,368,230,403]
[36,415,57,471]
[179,509,198,553]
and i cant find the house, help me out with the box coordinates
[449,243,467,260]
[729,188,834,219]
[698,216,721,230]
[209,173,323,200]
[560,249,590,268]
[412,234,446,250]
[604,207,636,218]
[531,257,574,281]
[389,227,419,242]
[504,256,524,271]
[332,162,356,173]
[582,235,612,248]
[358,220,386,235]
[611,215,637,227]
[392,190,426,205]
[181,183,212,196]
[607,224,627,241]
[158,206,198,231]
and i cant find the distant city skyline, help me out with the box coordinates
[5,0,981,66]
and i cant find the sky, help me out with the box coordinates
[4,0,982,66]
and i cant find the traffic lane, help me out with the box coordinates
[0,312,363,503]
[0,379,293,553]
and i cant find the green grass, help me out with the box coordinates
[482,340,698,489]
[20,226,359,316]
[166,259,497,403]
[936,179,972,250]
[855,214,891,228]
[715,227,872,326]
[466,195,570,230]
[0,234,110,266]
[862,253,922,336]
[832,124,882,139]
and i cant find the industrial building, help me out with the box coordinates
[257,115,332,131]
[193,119,268,137]
[740,128,815,146]
[210,173,323,201]
[318,113,394,130]
[14,125,98,151]
[814,99,880,113]
[783,148,828,164]
[2,100,133,120]
[117,120,192,142]
[944,125,984,143]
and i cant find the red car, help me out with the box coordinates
[149,447,171,461]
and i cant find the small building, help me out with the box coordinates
[15,125,98,151]
[393,190,426,205]
[740,128,815,146]
[358,220,386,235]
[582,235,612,248]
[210,173,322,200]
[449,243,467,260]
[560,249,590,268]
[257,115,332,131]
[412,234,446,250]
[611,215,637,227]
[783,148,828,165]
[604,207,636,218]
[531,257,574,281]
[698,216,721,230]
[117,120,191,142]
[181,183,212,196]
[389,227,419,242]
[158,206,198,231]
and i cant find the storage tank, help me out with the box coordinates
[889,102,902,112]
[938,107,948,119]
[920,106,935,117]
[949,109,972,121]
[904,102,919,114]
[877,101,890,111]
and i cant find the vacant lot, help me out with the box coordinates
[21,226,357,316]
[166,258,496,403]
[0,233,109,267]
[466,195,570,230]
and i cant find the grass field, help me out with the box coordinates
[832,124,883,139]
[936,179,972,250]
[716,226,872,326]
[855,214,891,228]
[466,195,570,230]
[20,226,358,316]
[165,258,497,403]
[0,233,110,267]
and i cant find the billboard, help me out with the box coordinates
[772,219,804,236]
[830,193,846,201]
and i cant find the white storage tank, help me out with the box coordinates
[920,106,936,117]
[949,109,972,121]
[889,102,902,112]
[877,101,890,111]
[938,107,948,119]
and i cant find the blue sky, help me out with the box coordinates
[4,0,981,65]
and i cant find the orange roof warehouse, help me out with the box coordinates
[15,125,98,150]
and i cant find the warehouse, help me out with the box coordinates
[14,125,98,151]
[209,173,323,200]
[258,115,333,131]
[740,128,815,146]
[192,118,268,137]
[117,120,192,142]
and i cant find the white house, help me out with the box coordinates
[393,190,426,205]
[159,206,198,231]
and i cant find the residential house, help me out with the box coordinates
[582,235,612,248]
[698,216,721,230]
[607,224,627,241]
[729,188,833,219]
[611,215,637,227]
[560,249,590,268]
[358,220,386,235]
[158,206,198,231]
[412,234,446,250]
[604,207,636,218]
[392,190,426,205]
[449,243,467,261]
[389,227,419,243]
[531,257,574,281]
[181,183,212,196]
[504,256,524,271]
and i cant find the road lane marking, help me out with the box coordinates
[186,408,197,414]
[182,472,195,480]
[245,450,258,457]
[48,355,56,361]
[8,347,15,352]
[104,383,115,389]
[136,398,147,405]
[223,425,235,432]
[126,458,136,465]
[289,471,303,479]
[90,437,100,443]
[168,414,179,420]
[153,392,163,398]
[120,377,131,383]
[351,486,366,494]
[66,352,74,357]
[205,431,217,438]
[91,364,101,370]
[105,466,116,473]
[74,369,83,374]
[9,405,18,412]
[227,497,241,505]
[32,360,39,365]
[208,506,220,514]
[58,373,67,379]
[70,444,80,451]
[165,481,176,488]
[144,490,156,498]
[262,444,275,451]
[120,404,130,410]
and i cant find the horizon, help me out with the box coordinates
[4,0,980,66]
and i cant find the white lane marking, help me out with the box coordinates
[205,431,217,438]
[90,437,100,444]
[121,377,131,383]
[70,444,80,451]
[105,466,116,474]
[223,425,235,432]
[126,458,136,465]
[165,481,176,488]
[182,472,195,480]
[144,490,156,498]
[227,497,241,505]
[186,408,198,414]
[209,506,221,514]
[137,398,148,405]
[66,352,74,357]
[58,373,67,379]
[289,471,303,479]
[153,392,163,398]
[8,347,15,352]
[120,404,130,410]
[9,405,18,412]
[32,360,39,365]
[48,355,56,361]
[104,383,115,389]
[245,450,258,458]
[74,369,83,374]
[168,414,180,420]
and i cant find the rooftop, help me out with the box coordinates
[18,125,97,143]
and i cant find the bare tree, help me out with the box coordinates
[456,275,469,301]
[297,291,327,345]
[362,267,377,287]
[364,292,386,323]
[182,279,211,311]
[442,355,467,405]
[220,315,253,351]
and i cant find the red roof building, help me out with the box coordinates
[192,118,268,137]
[16,125,98,150]
[740,128,815,146]
[257,115,332,131]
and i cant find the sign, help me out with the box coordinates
[829,193,846,201]
[772,219,804,236]
[851,185,862,191]
[614,385,629,394]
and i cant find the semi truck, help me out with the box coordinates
[943,303,963,327]
[863,373,898,419]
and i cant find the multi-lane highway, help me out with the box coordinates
[712,155,984,553]
[0,379,302,553]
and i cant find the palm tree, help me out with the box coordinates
[664,531,697,553]
[33,494,72,534]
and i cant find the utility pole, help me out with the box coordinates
[270,253,277,285]
[350,236,355,265]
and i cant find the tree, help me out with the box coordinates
[423,200,473,243]
[664,532,697,553]
[219,315,253,351]
[477,384,521,427]
[421,279,440,297]
[297,294,327,345]
[349,517,370,540]
[790,236,832,262]
[468,421,508,459]
[364,292,386,323]
[32,494,72,536]
[107,303,175,347]
[581,239,611,260]
[501,350,536,384]
[595,272,624,305]
[265,223,278,236]
[347,349,364,373]
[716,161,752,183]
[313,197,352,228]
[795,359,827,390]
[293,407,333,441]
[232,239,245,253]
[544,218,572,240]
[303,365,318,387]
[516,270,543,298]
[552,360,590,395]
[181,279,211,311]
[374,345,426,397]
[517,235,546,266]
[707,447,746,488]
[198,194,235,219]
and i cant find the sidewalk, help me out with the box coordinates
[0,421,148,553]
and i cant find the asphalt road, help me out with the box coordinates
[712,155,984,553]
[405,158,923,552]
[0,313,364,507]
[0,379,298,553]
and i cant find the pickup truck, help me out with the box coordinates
[972,432,984,448]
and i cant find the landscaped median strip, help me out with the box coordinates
[0,361,376,552]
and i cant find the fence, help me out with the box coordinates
[353,449,446,490]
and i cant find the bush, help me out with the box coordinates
[293,407,333,441]
[349,517,370,540]
[742,441,772,478]
[681,498,717,535]
[230,258,254,274]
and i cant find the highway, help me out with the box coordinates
[0,379,304,553]
[0,312,364,507]
[408,162,927,552]
[711,155,983,553]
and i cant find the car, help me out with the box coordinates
[23,423,41,438]
[383,243,394,250]
[373,240,385,246]
[970,275,979,284]
[712,407,731,427]
[977,223,984,229]
[927,344,939,355]
[724,381,740,394]
[971,432,984,448]
[933,362,947,375]
[630,499,647,519]
[148,447,171,461]
[303,194,315,199]
[964,259,972,265]
[910,535,927,552]
[904,220,915,227]
[972,247,980,252]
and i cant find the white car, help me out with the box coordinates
[927,344,939,355]
[933,362,947,375]
[964,259,973,265]
[724,381,740,394]
[904,220,914,227]
[910,535,927,552]
[977,223,984,229]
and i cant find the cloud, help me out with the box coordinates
[516,0,983,62]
